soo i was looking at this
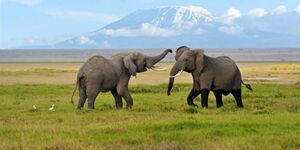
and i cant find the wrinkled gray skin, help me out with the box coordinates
[71,49,172,109]
[167,46,252,108]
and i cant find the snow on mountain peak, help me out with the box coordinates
[172,6,213,20]
[140,6,214,29]
[85,6,216,39]
[171,6,214,29]
[102,6,214,30]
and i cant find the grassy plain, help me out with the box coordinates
[0,62,299,150]
[0,62,300,85]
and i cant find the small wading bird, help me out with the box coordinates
[32,105,37,110]
[49,104,55,111]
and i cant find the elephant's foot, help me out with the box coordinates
[116,104,123,109]
[216,104,224,108]
[87,101,95,109]
[231,89,244,108]
[237,104,244,108]
[125,100,133,109]
[76,106,83,109]
[216,101,224,108]
[201,106,208,109]
[116,106,123,109]
[115,100,123,109]
[87,105,95,109]
[202,106,208,108]
[77,102,86,109]
[188,103,198,107]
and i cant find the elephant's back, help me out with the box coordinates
[80,55,116,78]
[79,55,119,91]
[81,55,110,72]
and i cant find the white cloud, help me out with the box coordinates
[271,5,287,15]
[101,28,138,37]
[25,34,74,45]
[79,36,96,45]
[295,4,300,13]
[26,37,37,44]
[140,23,177,37]
[100,23,177,37]
[0,0,43,6]
[195,28,208,35]
[218,25,244,35]
[248,8,268,18]
[218,8,242,24]
[43,9,119,23]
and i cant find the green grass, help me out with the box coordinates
[0,84,299,150]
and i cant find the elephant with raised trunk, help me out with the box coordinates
[71,49,172,109]
[167,46,252,108]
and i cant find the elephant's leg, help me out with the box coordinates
[122,91,133,108]
[201,89,209,108]
[187,88,201,107]
[116,77,133,108]
[117,87,133,108]
[77,86,87,109]
[213,90,223,108]
[231,89,243,108]
[86,87,100,109]
[111,89,123,109]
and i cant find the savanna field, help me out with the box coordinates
[0,62,300,150]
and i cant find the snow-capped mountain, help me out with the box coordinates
[99,6,214,30]
[53,6,300,48]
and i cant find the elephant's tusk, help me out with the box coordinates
[169,70,183,78]
[150,67,167,71]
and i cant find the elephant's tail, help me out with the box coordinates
[70,77,80,105]
[241,80,253,91]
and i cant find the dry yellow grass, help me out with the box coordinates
[270,64,300,71]
[0,62,299,85]
[237,62,300,84]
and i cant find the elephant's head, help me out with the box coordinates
[123,49,172,77]
[167,46,204,95]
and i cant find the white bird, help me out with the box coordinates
[49,104,55,111]
[33,105,37,110]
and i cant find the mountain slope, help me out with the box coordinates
[53,6,300,48]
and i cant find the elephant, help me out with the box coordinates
[71,49,172,109]
[167,46,252,108]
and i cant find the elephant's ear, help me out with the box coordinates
[193,49,205,76]
[123,53,137,76]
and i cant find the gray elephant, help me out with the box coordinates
[167,46,252,108]
[71,49,172,109]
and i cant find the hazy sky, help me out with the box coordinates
[1,0,300,48]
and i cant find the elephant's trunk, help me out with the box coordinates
[167,62,183,95]
[146,49,172,68]
[167,77,174,96]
